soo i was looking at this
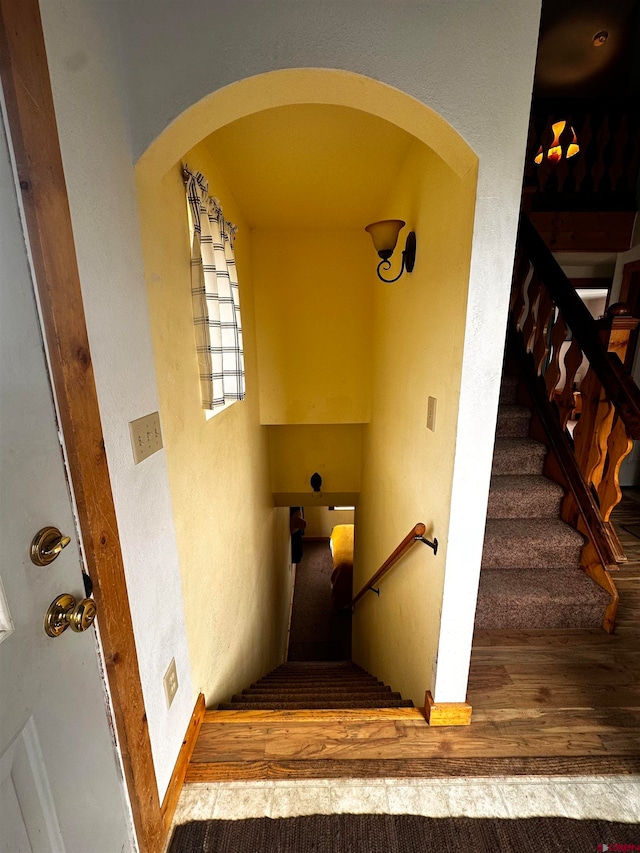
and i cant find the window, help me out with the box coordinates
[184,166,245,415]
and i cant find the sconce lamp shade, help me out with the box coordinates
[365,219,406,260]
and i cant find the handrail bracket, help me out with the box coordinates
[415,535,438,555]
[368,586,380,597]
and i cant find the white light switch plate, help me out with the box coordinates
[427,396,437,432]
[129,412,163,464]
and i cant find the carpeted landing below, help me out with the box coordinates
[168,814,640,852]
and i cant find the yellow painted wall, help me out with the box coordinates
[352,141,477,705]
[252,229,373,424]
[304,506,355,538]
[268,424,363,497]
[136,141,292,706]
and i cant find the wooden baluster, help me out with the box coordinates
[594,304,640,548]
[572,304,639,495]
[532,287,554,376]
[572,364,614,491]
[556,337,584,430]
[522,272,542,354]
[598,412,633,523]
[545,311,568,401]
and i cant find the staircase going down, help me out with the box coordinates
[474,373,612,630]
[218,661,414,711]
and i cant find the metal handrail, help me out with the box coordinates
[351,523,437,609]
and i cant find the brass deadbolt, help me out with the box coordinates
[30,526,71,566]
[44,594,97,637]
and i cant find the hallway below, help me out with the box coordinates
[287,540,351,662]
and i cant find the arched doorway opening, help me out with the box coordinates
[135,69,478,716]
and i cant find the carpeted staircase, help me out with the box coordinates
[218,661,414,711]
[474,373,612,630]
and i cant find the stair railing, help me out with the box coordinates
[351,523,437,609]
[510,213,640,630]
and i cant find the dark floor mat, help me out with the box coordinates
[168,814,640,853]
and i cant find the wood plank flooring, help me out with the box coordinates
[187,495,640,781]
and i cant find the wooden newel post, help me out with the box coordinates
[597,303,640,365]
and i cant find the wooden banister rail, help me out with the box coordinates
[519,215,640,438]
[510,213,640,628]
[352,523,437,609]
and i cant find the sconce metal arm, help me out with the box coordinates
[376,256,406,283]
[375,231,416,283]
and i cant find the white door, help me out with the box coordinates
[0,105,133,851]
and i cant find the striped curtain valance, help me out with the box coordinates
[184,165,245,413]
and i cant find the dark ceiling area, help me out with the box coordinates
[526,0,640,212]
[534,0,640,101]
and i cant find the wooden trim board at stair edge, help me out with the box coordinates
[425,692,472,726]
[202,707,427,724]
[185,755,640,783]
[160,694,206,833]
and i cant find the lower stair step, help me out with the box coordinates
[218,661,413,712]
[482,518,585,569]
[487,475,563,519]
[496,405,531,438]
[218,698,414,711]
[492,438,547,476]
[475,567,612,630]
[231,691,403,704]
[246,685,391,695]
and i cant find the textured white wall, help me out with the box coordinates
[39,1,194,801]
[40,3,541,790]
[115,0,541,703]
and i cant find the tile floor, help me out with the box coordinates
[171,775,640,829]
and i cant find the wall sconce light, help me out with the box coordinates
[365,220,417,283]
[534,120,580,166]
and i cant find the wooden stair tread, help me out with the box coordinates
[204,708,426,724]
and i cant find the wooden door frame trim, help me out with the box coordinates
[0,2,163,851]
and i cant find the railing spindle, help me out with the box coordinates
[598,412,634,523]
[533,288,554,376]
[544,312,568,401]
[556,338,584,430]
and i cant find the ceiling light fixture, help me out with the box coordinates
[534,120,580,166]
[365,220,417,283]
[592,30,609,47]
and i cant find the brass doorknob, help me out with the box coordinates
[44,593,97,637]
[30,526,72,566]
